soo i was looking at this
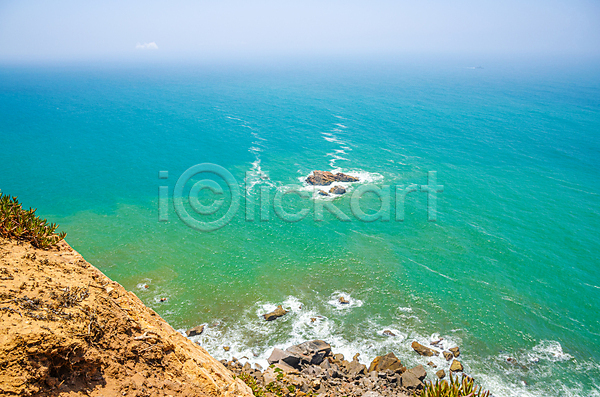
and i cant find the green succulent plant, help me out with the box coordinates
[237,373,266,397]
[418,373,490,397]
[0,193,66,249]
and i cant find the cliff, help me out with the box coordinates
[0,237,252,397]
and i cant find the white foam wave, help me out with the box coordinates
[326,291,364,310]
[530,340,573,363]
[136,278,152,290]
[323,135,344,144]
[181,295,600,397]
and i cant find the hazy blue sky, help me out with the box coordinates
[0,0,599,62]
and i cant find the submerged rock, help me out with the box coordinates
[186,324,205,337]
[338,296,350,304]
[306,170,359,186]
[382,330,396,337]
[263,305,288,321]
[329,185,346,195]
[318,190,329,196]
[411,341,439,357]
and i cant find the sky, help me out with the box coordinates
[0,0,599,62]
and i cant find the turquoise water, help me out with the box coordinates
[1,59,600,396]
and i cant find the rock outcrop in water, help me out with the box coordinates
[262,305,289,321]
[449,346,460,357]
[186,324,205,337]
[329,185,347,195]
[411,341,440,357]
[306,170,359,186]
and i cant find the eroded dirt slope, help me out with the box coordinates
[0,237,251,397]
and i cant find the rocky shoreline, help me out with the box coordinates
[176,296,480,397]
[219,339,471,397]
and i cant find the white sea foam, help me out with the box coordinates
[181,295,599,397]
[136,278,152,290]
[326,291,364,310]
[530,340,573,363]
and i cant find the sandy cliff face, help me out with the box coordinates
[0,237,252,397]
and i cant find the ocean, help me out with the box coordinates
[1,57,599,396]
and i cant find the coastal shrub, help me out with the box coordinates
[0,193,66,249]
[418,374,490,397]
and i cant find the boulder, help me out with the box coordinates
[223,346,230,351]
[400,371,423,390]
[450,360,463,373]
[335,173,359,182]
[268,348,298,366]
[436,369,446,379]
[186,325,205,337]
[285,340,332,366]
[333,353,345,362]
[427,361,437,368]
[443,351,454,361]
[262,368,278,385]
[263,305,288,321]
[338,296,350,304]
[382,329,396,337]
[301,365,323,377]
[318,190,329,196]
[449,347,460,357]
[307,171,337,185]
[368,352,403,373]
[411,341,439,357]
[329,186,346,195]
[345,358,367,378]
[407,365,427,381]
[320,359,332,370]
[306,171,359,186]
[274,361,299,373]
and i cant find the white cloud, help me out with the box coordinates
[135,42,158,50]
